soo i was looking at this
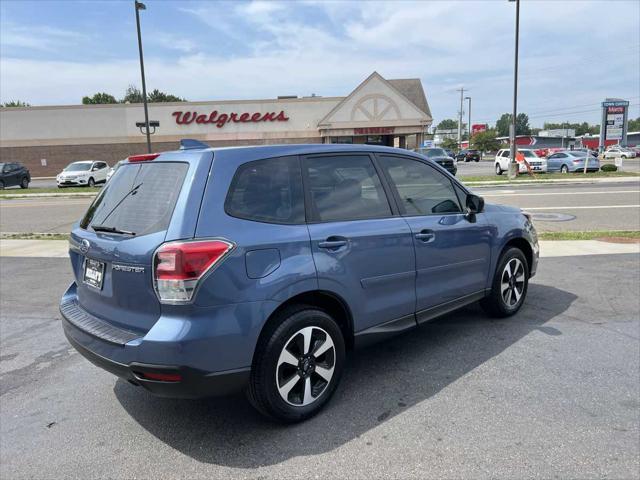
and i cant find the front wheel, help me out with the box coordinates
[247,306,345,423]
[0,180,4,190]
[560,164,569,174]
[20,177,29,189]
[481,247,529,318]
[495,163,503,175]
[88,177,95,187]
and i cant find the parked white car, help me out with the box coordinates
[57,161,109,188]
[494,148,547,175]
[603,147,636,159]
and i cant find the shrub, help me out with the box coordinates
[601,164,618,172]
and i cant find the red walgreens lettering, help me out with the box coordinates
[172,110,289,128]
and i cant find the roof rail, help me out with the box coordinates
[179,139,211,150]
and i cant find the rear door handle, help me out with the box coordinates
[415,229,435,243]
[318,236,348,250]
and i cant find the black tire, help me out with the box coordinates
[20,177,29,189]
[0,180,4,190]
[560,164,569,173]
[88,177,95,187]
[247,305,345,423]
[474,158,479,162]
[495,163,503,175]
[480,247,529,318]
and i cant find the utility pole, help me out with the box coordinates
[508,0,520,179]
[465,96,472,147]
[457,87,466,149]
[135,0,151,153]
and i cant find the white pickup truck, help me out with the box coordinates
[495,148,547,175]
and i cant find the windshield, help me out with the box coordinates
[522,151,537,158]
[80,162,189,236]
[423,148,447,158]
[568,151,586,157]
[65,163,92,172]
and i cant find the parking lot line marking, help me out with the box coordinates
[484,190,639,197]
[523,205,640,210]
[0,201,90,208]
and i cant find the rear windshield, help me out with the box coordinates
[80,162,188,236]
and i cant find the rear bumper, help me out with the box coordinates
[59,282,272,398]
[63,324,249,398]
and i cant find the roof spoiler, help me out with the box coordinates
[179,139,211,150]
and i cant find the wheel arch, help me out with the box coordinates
[500,237,533,277]
[255,290,354,362]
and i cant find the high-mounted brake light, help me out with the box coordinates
[153,239,234,303]
[128,153,160,162]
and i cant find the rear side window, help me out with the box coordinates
[304,155,391,222]
[225,156,304,224]
[80,162,188,236]
[379,155,462,215]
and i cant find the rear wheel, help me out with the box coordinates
[481,247,529,318]
[495,163,503,175]
[247,306,345,423]
[20,177,29,189]
[560,164,569,173]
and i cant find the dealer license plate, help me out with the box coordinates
[83,258,105,290]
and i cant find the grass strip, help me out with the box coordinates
[538,230,640,241]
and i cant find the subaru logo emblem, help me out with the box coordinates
[80,239,91,254]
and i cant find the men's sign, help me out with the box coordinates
[172,110,289,128]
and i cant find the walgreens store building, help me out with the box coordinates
[0,72,432,176]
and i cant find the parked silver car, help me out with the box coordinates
[604,147,636,159]
[547,150,600,173]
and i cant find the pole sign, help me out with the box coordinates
[471,124,487,135]
[422,140,434,148]
[599,99,629,150]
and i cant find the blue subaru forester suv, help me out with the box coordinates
[61,142,538,422]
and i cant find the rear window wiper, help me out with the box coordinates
[91,225,136,236]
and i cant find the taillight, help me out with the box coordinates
[573,159,582,163]
[153,239,234,303]
[128,153,160,162]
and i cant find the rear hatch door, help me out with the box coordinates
[69,154,210,333]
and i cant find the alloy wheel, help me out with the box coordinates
[501,258,525,307]
[276,326,336,406]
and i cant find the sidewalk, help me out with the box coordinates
[2,239,638,258]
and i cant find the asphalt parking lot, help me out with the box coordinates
[2,179,638,233]
[1,253,638,479]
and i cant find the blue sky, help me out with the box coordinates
[1,0,638,128]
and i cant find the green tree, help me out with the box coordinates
[496,113,531,137]
[82,92,118,104]
[1,100,30,107]
[147,89,186,103]
[441,137,459,151]
[471,129,501,153]
[628,117,640,132]
[121,85,144,103]
[436,119,458,130]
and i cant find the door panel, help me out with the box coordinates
[377,154,492,314]
[303,154,416,332]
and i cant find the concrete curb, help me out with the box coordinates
[2,238,638,258]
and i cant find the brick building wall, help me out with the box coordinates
[0,136,321,177]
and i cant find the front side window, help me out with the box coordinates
[225,156,304,224]
[304,155,391,222]
[379,155,462,216]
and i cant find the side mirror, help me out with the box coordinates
[466,193,484,215]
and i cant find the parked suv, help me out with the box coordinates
[60,142,538,422]
[413,147,457,175]
[455,149,480,162]
[0,162,30,189]
[57,160,109,187]
[495,148,547,175]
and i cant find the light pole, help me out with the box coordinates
[508,0,520,179]
[135,0,151,153]
[465,96,471,148]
